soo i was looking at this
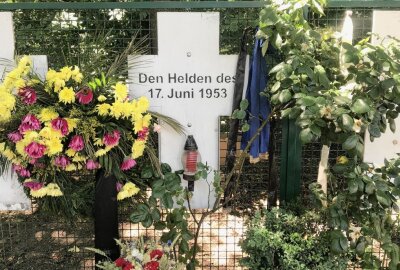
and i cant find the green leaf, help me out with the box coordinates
[274,33,283,49]
[365,182,375,194]
[342,135,358,150]
[271,81,281,93]
[341,114,354,131]
[161,193,174,209]
[142,215,153,228]
[269,62,285,74]
[356,241,366,255]
[141,166,153,179]
[298,96,316,106]
[310,124,321,137]
[389,118,396,133]
[260,7,279,27]
[161,163,172,174]
[154,221,166,230]
[348,179,358,194]
[381,78,396,90]
[236,110,246,120]
[334,96,351,106]
[241,123,250,132]
[130,204,150,223]
[351,99,370,114]
[151,208,161,221]
[314,65,330,88]
[376,190,391,206]
[240,99,249,110]
[299,128,313,144]
[279,89,292,103]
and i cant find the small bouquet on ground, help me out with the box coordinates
[96,238,186,270]
[0,56,154,212]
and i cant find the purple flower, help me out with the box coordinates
[103,130,120,147]
[12,164,31,178]
[54,155,70,168]
[18,114,41,133]
[8,131,23,143]
[23,181,44,191]
[68,135,84,151]
[120,158,136,171]
[18,86,37,105]
[51,117,69,136]
[24,142,46,159]
[86,159,99,170]
[116,182,123,192]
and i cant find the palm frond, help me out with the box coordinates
[145,145,162,177]
[0,57,16,81]
[150,111,185,135]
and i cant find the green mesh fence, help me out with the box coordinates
[1,3,400,270]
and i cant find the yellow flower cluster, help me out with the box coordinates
[0,56,31,122]
[132,140,146,159]
[59,87,76,104]
[117,182,140,201]
[28,181,63,198]
[39,107,59,122]
[46,66,82,92]
[113,82,128,101]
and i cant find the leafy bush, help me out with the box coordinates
[240,207,349,270]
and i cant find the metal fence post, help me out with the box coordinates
[279,119,302,202]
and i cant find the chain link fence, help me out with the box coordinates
[1,3,399,269]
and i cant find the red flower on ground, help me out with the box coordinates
[18,86,37,105]
[114,257,134,269]
[150,249,163,260]
[144,261,159,270]
[76,86,93,104]
[51,117,69,136]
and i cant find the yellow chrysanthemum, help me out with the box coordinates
[113,82,128,101]
[71,66,83,83]
[97,103,111,116]
[95,149,108,157]
[39,126,62,139]
[97,95,107,102]
[132,140,146,159]
[59,87,75,104]
[46,183,63,197]
[31,187,48,198]
[45,137,63,156]
[137,96,150,114]
[0,142,5,152]
[65,148,76,157]
[39,108,59,122]
[53,79,66,93]
[65,118,78,132]
[72,154,87,162]
[65,163,77,171]
[60,66,72,81]
[2,148,16,161]
[117,182,140,201]
[93,137,104,146]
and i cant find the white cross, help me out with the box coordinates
[129,12,245,208]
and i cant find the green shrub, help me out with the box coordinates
[240,207,349,270]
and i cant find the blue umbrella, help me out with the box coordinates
[241,36,271,163]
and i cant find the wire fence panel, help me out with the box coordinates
[1,3,400,270]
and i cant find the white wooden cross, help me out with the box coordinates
[129,12,246,208]
[0,12,47,210]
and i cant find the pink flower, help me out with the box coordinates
[68,135,84,151]
[18,114,41,133]
[18,86,37,105]
[76,86,93,104]
[116,182,123,192]
[54,155,70,168]
[137,127,149,141]
[153,124,161,133]
[13,164,31,178]
[120,158,136,171]
[51,117,69,136]
[23,181,44,191]
[86,159,99,170]
[8,131,23,143]
[24,142,46,159]
[103,130,120,147]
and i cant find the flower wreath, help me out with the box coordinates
[0,56,154,215]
